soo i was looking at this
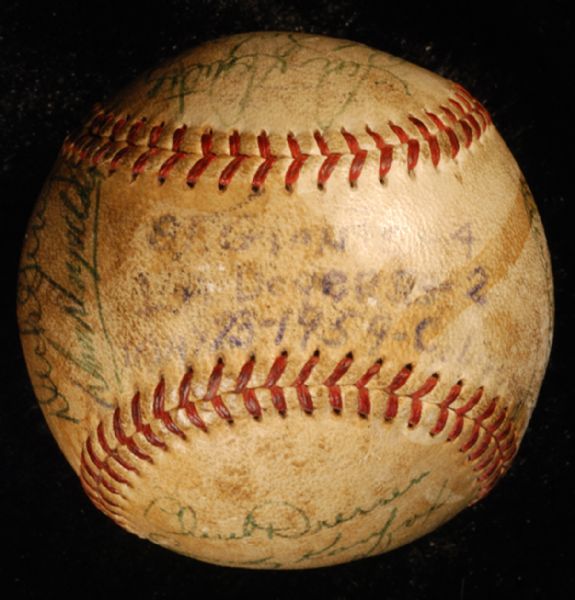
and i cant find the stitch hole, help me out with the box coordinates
[218,182,228,192]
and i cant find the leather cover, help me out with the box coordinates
[17,32,553,568]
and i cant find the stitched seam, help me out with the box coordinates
[80,350,516,524]
[64,84,492,191]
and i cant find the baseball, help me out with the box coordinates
[17,32,553,569]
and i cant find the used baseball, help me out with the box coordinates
[17,32,553,569]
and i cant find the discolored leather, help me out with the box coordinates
[17,32,553,569]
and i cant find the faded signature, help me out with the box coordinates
[143,470,452,567]
[17,161,120,420]
[142,32,410,128]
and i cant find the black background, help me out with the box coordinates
[1,1,572,598]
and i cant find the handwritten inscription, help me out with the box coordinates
[143,471,452,567]
[466,266,489,304]
[147,213,348,261]
[120,204,500,369]
[451,222,475,260]
[18,162,119,419]
[18,190,76,422]
[134,213,479,356]
[141,33,410,127]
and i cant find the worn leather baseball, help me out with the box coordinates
[17,32,553,569]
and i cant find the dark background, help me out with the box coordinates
[1,1,572,598]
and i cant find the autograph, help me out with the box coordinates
[143,470,452,567]
[17,161,120,420]
[141,32,410,127]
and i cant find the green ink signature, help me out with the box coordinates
[143,470,447,567]
[18,184,76,422]
[17,161,121,419]
[141,32,411,128]
[296,479,451,565]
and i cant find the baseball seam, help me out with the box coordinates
[64,84,491,192]
[79,350,516,525]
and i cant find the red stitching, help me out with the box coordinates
[475,447,499,474]
[68,134,94,162]
[218,130,248,190]
[65,87,491,190]
[408,116,440,167]
[186,131,216,187]
[365,126,394,182]
[252,131,278,192]
[442,103,474,148]
[111,116,129,139]
[178,369,207,432]
[408,373,439,427]
[205,358,233,422]
[324,351,354,413]
[82,451,122,498]
[127,118,147,145]
[382,363,410,420]
[107,118,147,174]
[341,129,368,187]
[445,386,484,443]
[293,349,321,413]
[131,148,160,180]
[80,350,517,517]
[109,146,132,174]
[429,380,463,435]
[263,350,289,414]
[80,449,126,522]
[91,140,115,165]
[158,151,185,183]
[85,437,131,486]
[496,422,516,458]
[113,406,152,462]
[234,354,262,418]
[425,111,460,158]
[97,422,138,473]
[90,111,114,133]
[314,131,342,189]
[454,84,492,126]
[153,377,186,439]
[389,122,420,172]
[354,358,383,416]
[285,133,309,191]
[148,123,164,147]
[131,392,167,449]
[154,123,188,183]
